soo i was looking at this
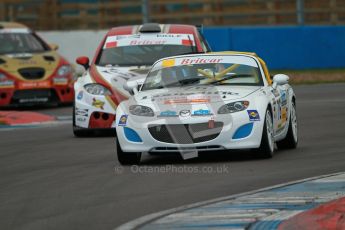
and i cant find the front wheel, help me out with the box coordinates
[116,137,141,165]
[277,101,298,149]
[73,125,93,137]
[258,109,275,158]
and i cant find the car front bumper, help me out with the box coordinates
[74,89,117,129]
[116,110,264,153]
[0,85,74,107]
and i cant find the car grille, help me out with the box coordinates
[18,67,45,80]
[11,89,58,104]
[148,122,223,144]
[150,145,224,152]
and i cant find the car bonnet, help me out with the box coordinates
[131,85,261,113]
[0,51,60,78]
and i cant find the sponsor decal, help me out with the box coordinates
[162,59,175,68]
[19,98,48,103]
[153,90,236,99]
[0,80,14,88]
[158,110,178,117]
[77,91,83,100]
[221,91,239,95]
[181,39,194,46]
[179,110,191,117]
[180,58,222,65]
[75,108,88,117]
[129,40,166,45]
[53,77,68,85]
[92,98,105,110]
[18,81,51,89]
[281,91,287,106]
[18,60,37,65]
[247,110,260,121]
[192,109,213,116]
[164,98,210,104]
[103,33,194,49]
[157,34,184,38]
[76,116,87,122]
[102,68,136,80]
[6,53,32,59]
[281,107,287,121]
[116,34,141,40]
[118,115,128,126]
[106,41,117,49]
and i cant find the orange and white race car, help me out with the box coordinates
[0,22,74,107]
[73,23,211,136]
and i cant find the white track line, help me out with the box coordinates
[115,172,345,230]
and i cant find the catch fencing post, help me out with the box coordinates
[296,0,305,25]
[142,0,150,23]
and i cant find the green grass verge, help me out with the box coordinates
[271,68,345,74]
[271,69,345,85]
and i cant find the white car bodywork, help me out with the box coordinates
[74,65,147,128]
[116,53,297,158]
[73,32,200,130]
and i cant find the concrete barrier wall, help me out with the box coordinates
[39,26,345,70]
[38,30,107,72]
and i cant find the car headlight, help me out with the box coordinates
[57,65,72,77]
[0,73,14,86]
[129,105,154,117]
[0,73,7,80]
[84,83,111,95]
[218,101,249,114]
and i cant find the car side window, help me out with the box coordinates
[197,32,212,52]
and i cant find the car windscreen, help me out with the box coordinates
[141,55,264,91]
[95,33,197,67]
[96,45,196,67]
[0,32,49,54]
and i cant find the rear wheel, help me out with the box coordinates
[277,101,298,149]
[116,137,141,165]
[258,109,275,158]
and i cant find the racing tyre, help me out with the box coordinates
[277,101,298,149]
[258,109,275,158]
[116,137,141,165]
[73,126,93,137]
[73,104,93,137]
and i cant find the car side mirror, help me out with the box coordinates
[49,43,59,51]
[124,80,139,95]
[123,76,146,95]
[76,56,90,70]
[272,74,289,89]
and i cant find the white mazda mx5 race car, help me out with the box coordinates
[115,52,298,165]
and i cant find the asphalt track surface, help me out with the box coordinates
[1,83,345,230]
